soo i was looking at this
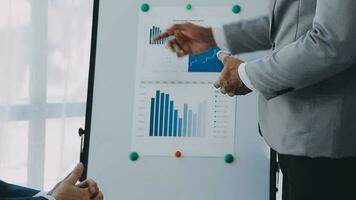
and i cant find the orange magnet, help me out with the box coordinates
[175,151,182,158]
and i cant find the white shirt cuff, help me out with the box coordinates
[34,191,56,200]
[238,63,256,91]
[212,27,230,52]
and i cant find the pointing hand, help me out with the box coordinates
[154,23,216,57]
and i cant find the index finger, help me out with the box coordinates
[153,24,184,41]
[153,31,172,42]
[65,163,84,185]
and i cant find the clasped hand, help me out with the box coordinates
[214,52,252,96]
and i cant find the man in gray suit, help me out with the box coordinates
[156,0,356,199]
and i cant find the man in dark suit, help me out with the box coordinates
[0,163,103,200]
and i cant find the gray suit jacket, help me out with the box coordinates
[223,0,356,158]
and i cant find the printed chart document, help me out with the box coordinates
[131,6,239,157]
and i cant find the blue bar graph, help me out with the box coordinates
[149,26,167,45]
[148,90,206,138]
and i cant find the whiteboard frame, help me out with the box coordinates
[80,1,278,200]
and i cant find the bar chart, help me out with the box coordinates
[149,26,167,45]
[149,90,206,137]
[131,81,236,157]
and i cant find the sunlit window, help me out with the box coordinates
[0,0,93,191]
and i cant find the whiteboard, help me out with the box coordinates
[85,0,271,199]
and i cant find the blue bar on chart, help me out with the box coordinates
[178,118,183,136]
[154,91,160,136]
[193,114,197,137]
[168,101,174,136]
[159,93,164,136]
[149,28,153,44]
[163,94,169,136]
[148,90,206,138]
[188,110,192,137]
[173,110,178,136]
[149,98,155,136]
[183,104,188,137]
[149,26,166,45]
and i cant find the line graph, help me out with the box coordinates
[188,47,224,72]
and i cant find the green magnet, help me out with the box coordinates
[186,3,193,10]
[141,3,150,12]
[129,152,139,161]
[232,5,241,14]
[224,154,234,164]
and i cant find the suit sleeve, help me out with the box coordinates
[243,0,356,100]
[0,180,45,199]
[223,15,271,54]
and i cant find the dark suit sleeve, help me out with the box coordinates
[0,180,47,200]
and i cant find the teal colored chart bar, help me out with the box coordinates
[153,26,157,44]
[154,91,160,136]
[159,93,165,136]
[178,118,183,136]
[193,113,197,137]
[164,94,169,136]
[188,110,192,137]
[149,28,152,44]
[149,98,155,136]
[168,101,174,136]
[183,104,188,136]
[173,110,178,136]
